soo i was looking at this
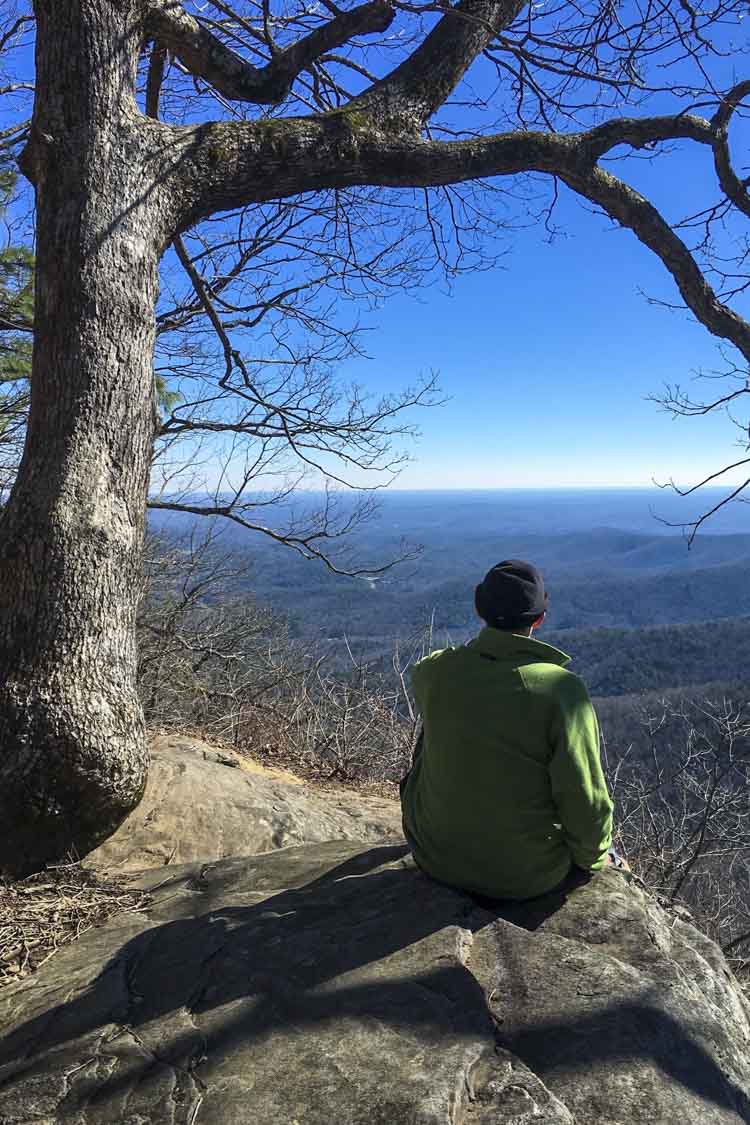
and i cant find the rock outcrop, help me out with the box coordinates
[86,734,402,871]
[2,841,749,1124]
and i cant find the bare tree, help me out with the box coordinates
[269,629,430,782]
[5,0,750,873]
[137,526,305,735]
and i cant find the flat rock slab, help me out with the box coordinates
[2,842,750,1124]
[86,735,402,871]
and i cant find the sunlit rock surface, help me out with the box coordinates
[86,734,402,871]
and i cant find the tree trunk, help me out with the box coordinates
[0,1,166,876]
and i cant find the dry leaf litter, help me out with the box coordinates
[0,864,150,986]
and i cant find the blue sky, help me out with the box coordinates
[331,33,750,493]
[339,152,750,490]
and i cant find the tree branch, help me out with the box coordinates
[582,113,713,160]
[348,0,526,130]
[146,498,415,576]
[653,467,750,544]
[145,0,395,106]
[710,80,750,223]
[558,163,750,363]
[164,107,750,363]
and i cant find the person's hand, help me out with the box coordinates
[605,850,631,872]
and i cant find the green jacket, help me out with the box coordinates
[401,627,613,900]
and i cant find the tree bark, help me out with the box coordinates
[0,0,168,876]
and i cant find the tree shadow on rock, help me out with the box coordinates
[0,845,747,1122]
[0,846,487,1075]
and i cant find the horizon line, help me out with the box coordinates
[384,484,718,492]
[147,483,736,498]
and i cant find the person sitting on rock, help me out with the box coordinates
[400,559,624,902]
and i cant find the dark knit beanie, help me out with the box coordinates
[475,559,547,629]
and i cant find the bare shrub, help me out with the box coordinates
[136,529,422,783]
[272,645,415,784]
[607,696,750,978]
[137,528,304,742]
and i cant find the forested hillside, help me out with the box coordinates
[547,619,750,697]
[594,680,750,760]
[183,513,750,641]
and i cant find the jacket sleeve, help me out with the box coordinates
[549,673,613,871]
[409,648,447,718]
[410,658,427,717]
